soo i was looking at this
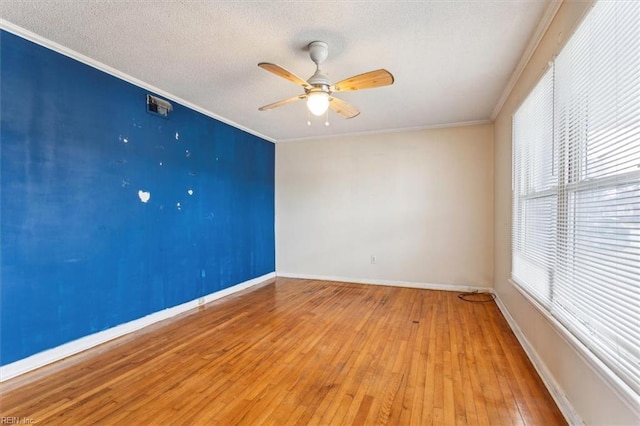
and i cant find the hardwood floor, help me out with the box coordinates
[0,278,566,425]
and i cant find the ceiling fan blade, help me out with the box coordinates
[332,69,394,92]
[329,97,360,119]
[258,95,306,111]
[258,63,310,88]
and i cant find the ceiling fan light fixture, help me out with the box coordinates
[307,91,330,116]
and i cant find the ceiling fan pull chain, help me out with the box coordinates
[325,109,330,126]
[307,109,311,126]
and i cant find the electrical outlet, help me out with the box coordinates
[371,255,377,264]
[198,297,205,306]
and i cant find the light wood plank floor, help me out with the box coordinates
[0,278,566,425]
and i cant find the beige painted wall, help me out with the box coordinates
[276,124,493,288]
[493,1,639,424]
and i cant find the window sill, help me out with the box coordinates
[508,277,640,417]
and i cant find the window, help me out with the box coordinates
[512,0,639,400]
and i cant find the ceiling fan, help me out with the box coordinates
[258,41,394,120]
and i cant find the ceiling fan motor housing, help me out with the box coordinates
[307,73,331,89]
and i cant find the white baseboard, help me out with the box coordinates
[0,272,275,382]
[276,271,491,294]
[493,295,584,426]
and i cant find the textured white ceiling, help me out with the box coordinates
[0,1,554,142]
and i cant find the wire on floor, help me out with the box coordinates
[457,290,496,303]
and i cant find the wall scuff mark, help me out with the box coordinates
[138,190,151,203]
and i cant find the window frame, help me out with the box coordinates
[510,0,640,413]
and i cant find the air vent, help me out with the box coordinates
[147,94,172,117]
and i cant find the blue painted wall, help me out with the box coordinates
[0,31,275,365]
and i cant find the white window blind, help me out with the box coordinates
[512,0,640,399]
[513,67,556,306]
